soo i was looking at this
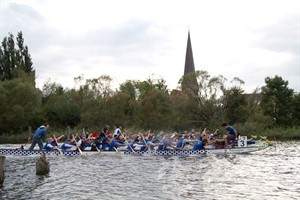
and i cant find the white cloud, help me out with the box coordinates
[1,0,299,93]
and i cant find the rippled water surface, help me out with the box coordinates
[0,141,299,200]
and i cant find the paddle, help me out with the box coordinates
[123,134,136,152]
[72,134,82,155]
[21,137,32,150]
[95,144,101,153]
[113,146,119,152]
[53,134,63,155]
[141,134,150,151]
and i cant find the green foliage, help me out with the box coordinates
[176,70,226,129]
[0,31,34,82]
[139,89,172,129]
[221,86,248,124]
[42,81,81,128]
[0,78,41,133]
[261,126,300,140]
[291,93,300,125]
[261,75,294,126]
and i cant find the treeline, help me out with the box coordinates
[0,32,299,136]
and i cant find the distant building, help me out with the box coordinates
[171,31,263,102]
[184,31,195,75]
[181,31,198,92]
[170,89,189,100]
[171,31,197,99]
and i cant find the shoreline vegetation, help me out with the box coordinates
[1,32,300,147]
[0,126,299,144]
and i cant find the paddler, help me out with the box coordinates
[126,136,145,151]
[222,122,240,148]
[193,138,208,150]
[60,138,76,151]
[28,124,49,151]
[43,137,59,151]
[175,133,197,150]
[108,135,126,151]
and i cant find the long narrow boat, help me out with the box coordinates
[0,137,271,157]
[0,145,268,157]
[124,145,267,156]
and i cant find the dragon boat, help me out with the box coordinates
[0,136,271,157]
[0,145,266,157]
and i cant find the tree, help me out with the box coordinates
[0,32,34,82]
[221,86,248,124]
[0,78,41,133]
[177,70,226,128]
[261,75,294,126]
[42,83,81,128]
[138,89,173,129]
[291,93,300,125]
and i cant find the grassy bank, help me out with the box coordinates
[259,127,300,140]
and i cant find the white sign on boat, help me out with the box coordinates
[238,136,247,147]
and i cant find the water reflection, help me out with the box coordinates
[0,141,299,199]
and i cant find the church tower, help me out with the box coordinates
[184,31,195,75]
[182,31,198,92]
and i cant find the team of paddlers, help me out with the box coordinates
[26,122,241,152]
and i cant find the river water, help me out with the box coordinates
[0,141,299,200]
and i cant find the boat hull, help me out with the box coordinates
[0,149,82,156]
[0,145,267,157]
[124,146,265,156]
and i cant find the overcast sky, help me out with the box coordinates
[1,0,299,93]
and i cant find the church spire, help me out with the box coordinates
[182,31,198,93]
[184,31,195,75]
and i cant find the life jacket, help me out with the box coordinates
[60,142,73,150]
[108,140,116,151]
[176,137,185,148]
[151,135,160,143]
[140,138,149,151]
[43,142,52,151]
[126,141,136,151]
[193,140,204,150]
[157,144,167,151]
[99,137,110,150]
[80,141,91,150]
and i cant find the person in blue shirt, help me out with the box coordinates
[43,137,59,151]
[79,137,92,151]
[108,136,126,151]
[99,135,111,150]
[29,124,49,151]
[126,136,145,151]
[60,138,76,151]
[175,134,197,150]
[222,122,239,148]
[193,138,208,150]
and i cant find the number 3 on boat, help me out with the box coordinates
[238,136,247,147]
